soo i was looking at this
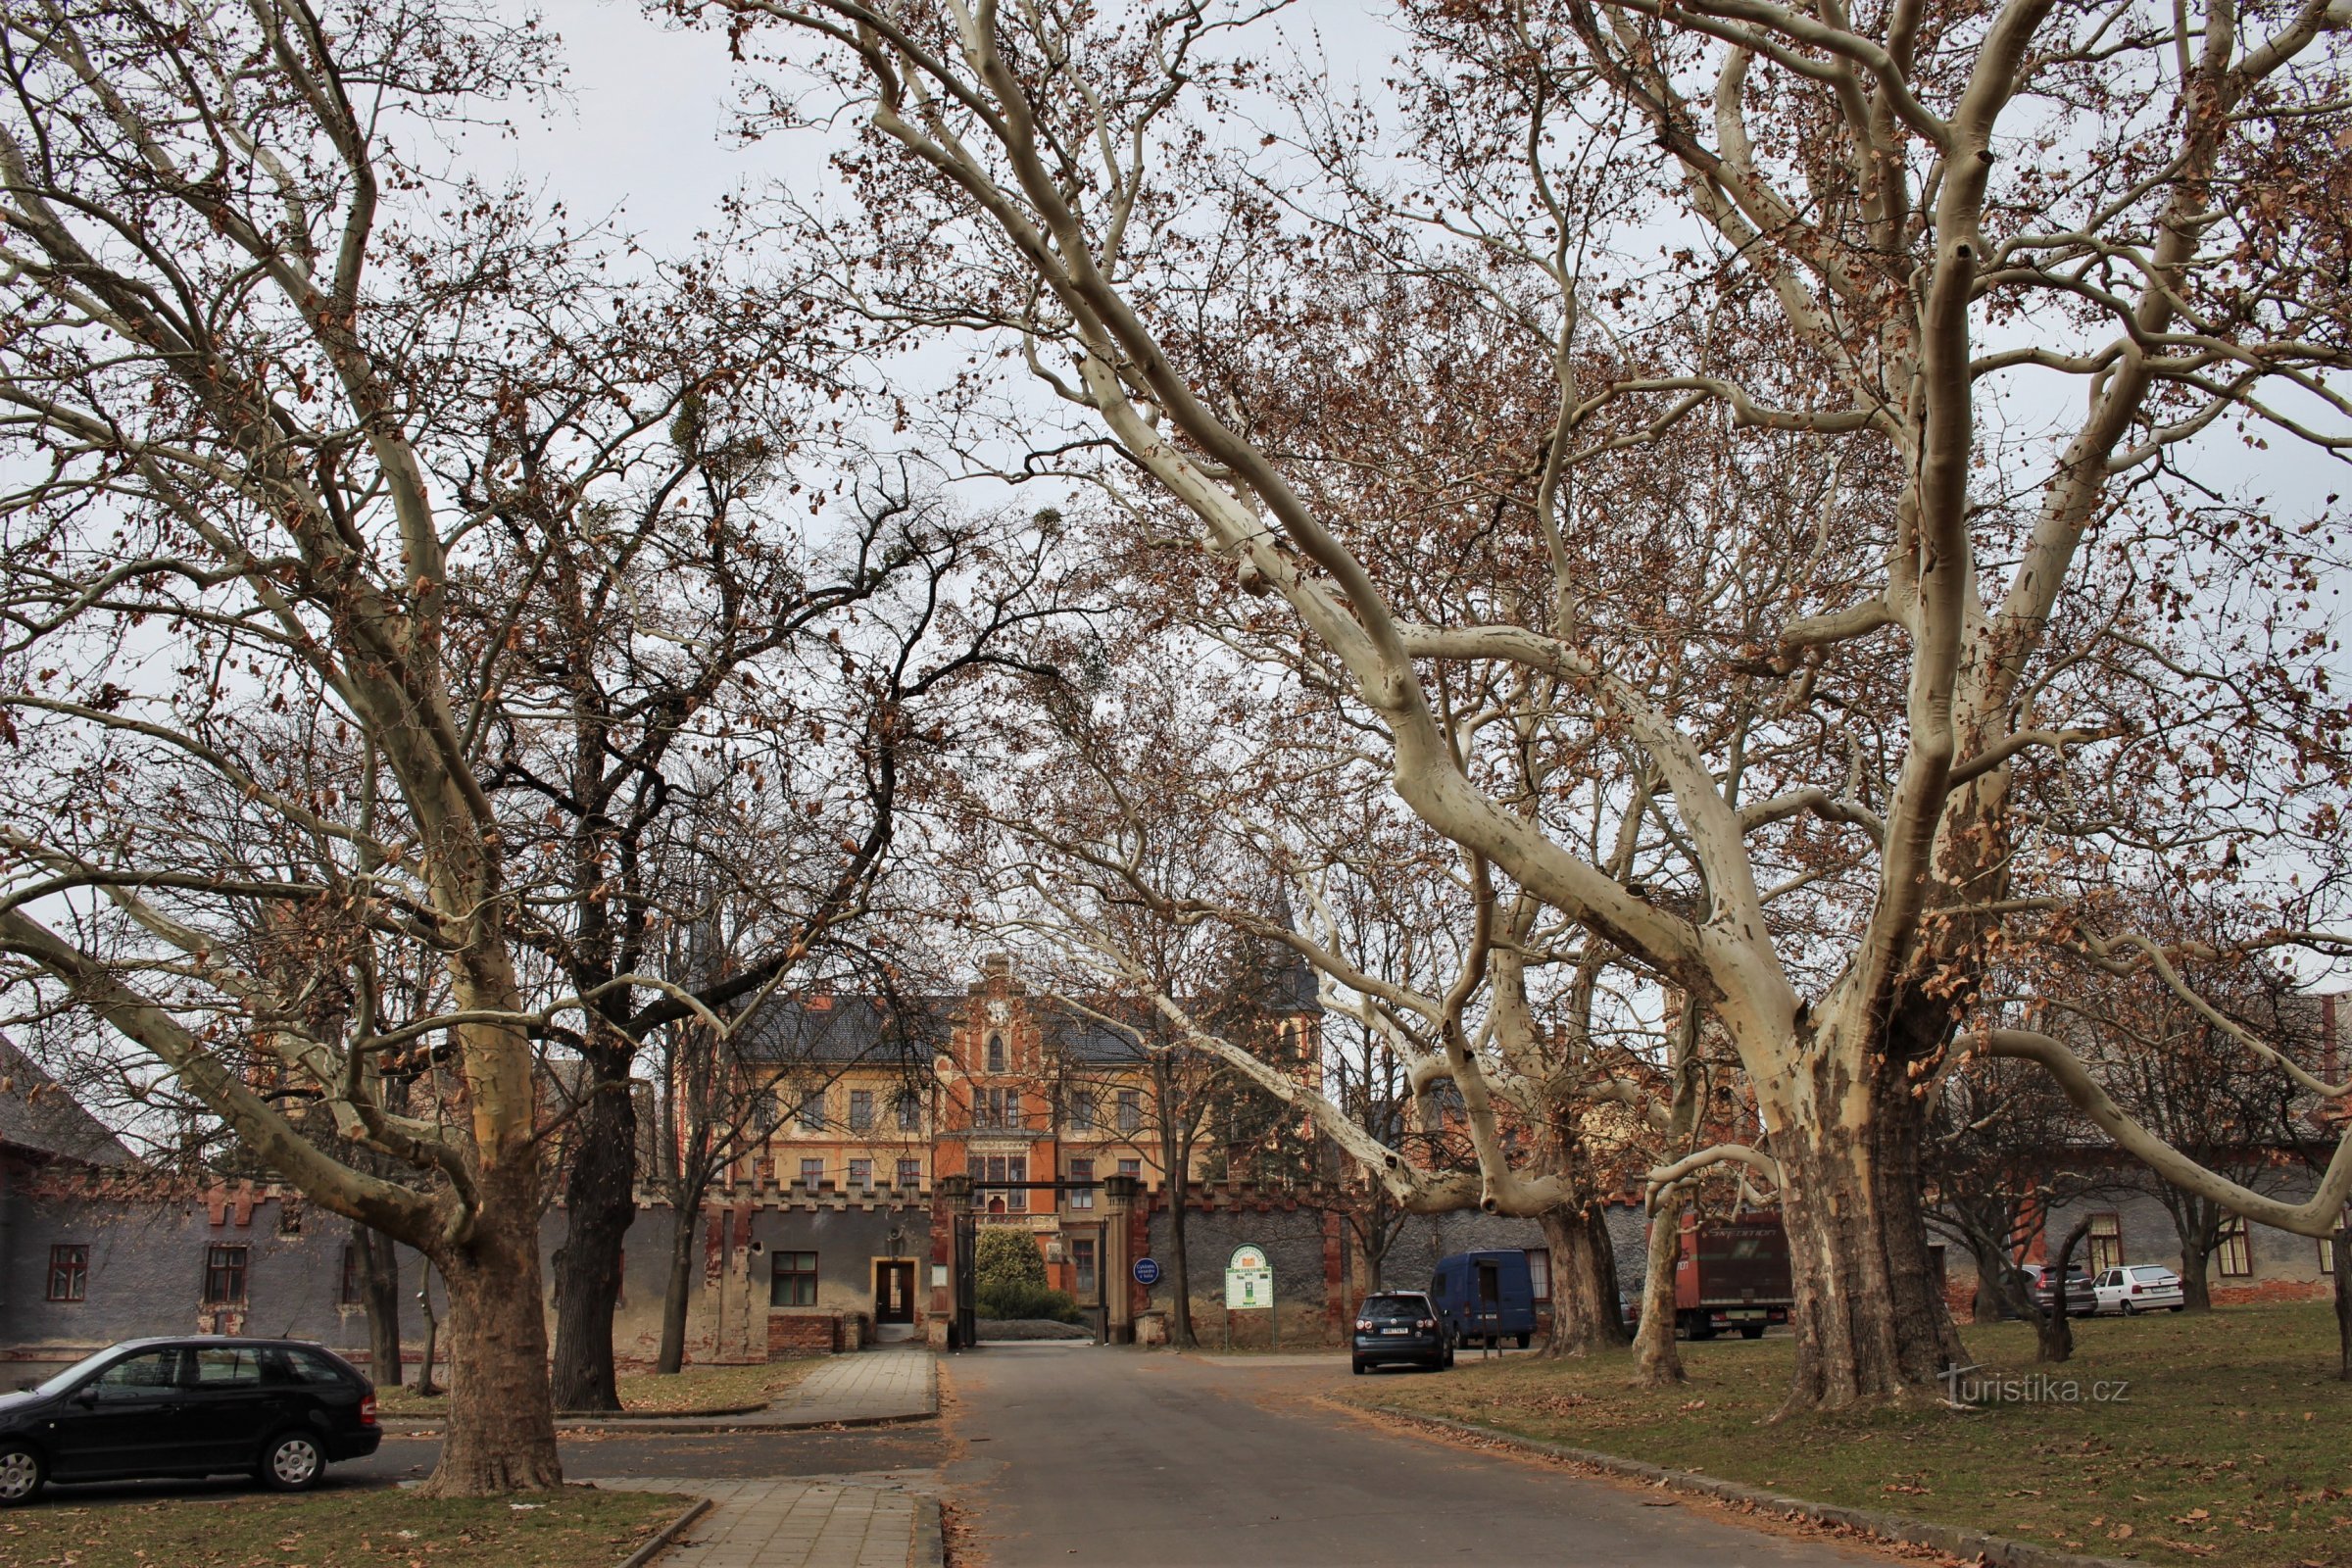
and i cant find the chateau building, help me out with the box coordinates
[736,952,1324,1321]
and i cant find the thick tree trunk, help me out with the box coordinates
[355,1224,405,1389]
[2332,1228,2349,1382]
[2034,1219,2091,1365]
[1166,1178,1197,1348]
[655,1204,700,1376]
[2176,1227,2216,1312]
[419,1174,562,1495]
[1631,1200,1686,1387]
[1969,1246,2007,1326]
[1774,1045,1961,1411]
[1538,1202,1629,1357]
[551,1057,636,1411]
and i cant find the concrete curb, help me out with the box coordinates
[557,1401,772,1419]
[1366,1405,2140,1568]
[379,1408,937,1437]
[614,1494,712,1568]
[910,1494,946,1568]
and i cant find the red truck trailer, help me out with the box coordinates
[1668,1210,1794,1340]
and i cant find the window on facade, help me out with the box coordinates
[203,1245,249,1304]
[849,1090,874,1130]
[1117,1089,1141,1132]
[1072,1238,1098,1298]
[981,1153,1028,1212]
[987,1033,1005,1073]
[849,1158,873,1190]
[1525,1248,1551,1304]
[896,1091,922,1131]
[339,1245,363,1305]
[1118,1157,1142,1180]
[1067,1088,1097,1132]
[798,1156,825,1189]
[2086,1213,2124,1274]
[46,1244,87,1302]
[897,1158,922,1190]
[770,1250,819,1307]
[1067,1157,1095,1209]
[798,1087,826,1131]
[2218,1216,2254,1277]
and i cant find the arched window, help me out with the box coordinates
[986,1033,1005,1073]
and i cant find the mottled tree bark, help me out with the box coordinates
[1539,1203,1629,1356]
[1774,1025,1965,1411]
[418,1171,562,1495]
[1631,1198,1687,1387]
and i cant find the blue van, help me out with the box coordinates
[1428,1250,1538,1348]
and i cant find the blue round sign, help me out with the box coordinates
[1132,1257,1161,1286]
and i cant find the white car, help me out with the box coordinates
[2092,1264,2187,1314]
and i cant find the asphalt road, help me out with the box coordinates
[30,1344,1906,1568]
[938,1344,1899,1568]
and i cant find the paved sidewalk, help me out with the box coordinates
[773,1348,934,1426]
[377,1348,938,1436]
[593,1477,936,1568]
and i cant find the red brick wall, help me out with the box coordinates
[2211,1278,2331,1307]
[768,1312,840,1356]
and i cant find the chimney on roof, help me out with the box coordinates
[807,993,834,1012]
[982,953,1011,978]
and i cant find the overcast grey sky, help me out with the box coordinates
[482,1,1397,255]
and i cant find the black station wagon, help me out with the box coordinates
[0,1337,379,1504]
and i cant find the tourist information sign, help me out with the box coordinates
[1224,1245,1273,1310]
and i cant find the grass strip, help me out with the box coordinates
[0,1484,690,1568]
[1342,1301,2351,1568]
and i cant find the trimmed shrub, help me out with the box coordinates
[977,1280,1087,1324]
[974,1225,1048,1296]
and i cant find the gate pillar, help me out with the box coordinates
[1102,1173,1140,1345]
[933,1174,974,1348]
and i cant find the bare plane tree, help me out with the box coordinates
[697,0,2352,1411]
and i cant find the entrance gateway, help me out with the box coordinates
[940,1174,1142,1348]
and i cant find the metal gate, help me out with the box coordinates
[949,1177,1117,1348]
[953,1209,978,1349]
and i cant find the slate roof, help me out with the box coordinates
[732,976,1312,1070]
[0,1034,134,1166]
[736,995,953,1066]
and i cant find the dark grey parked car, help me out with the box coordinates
[1351,1290,1453,1374]
[2015,1264,2099,1318]
[0,1337,380,1505]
